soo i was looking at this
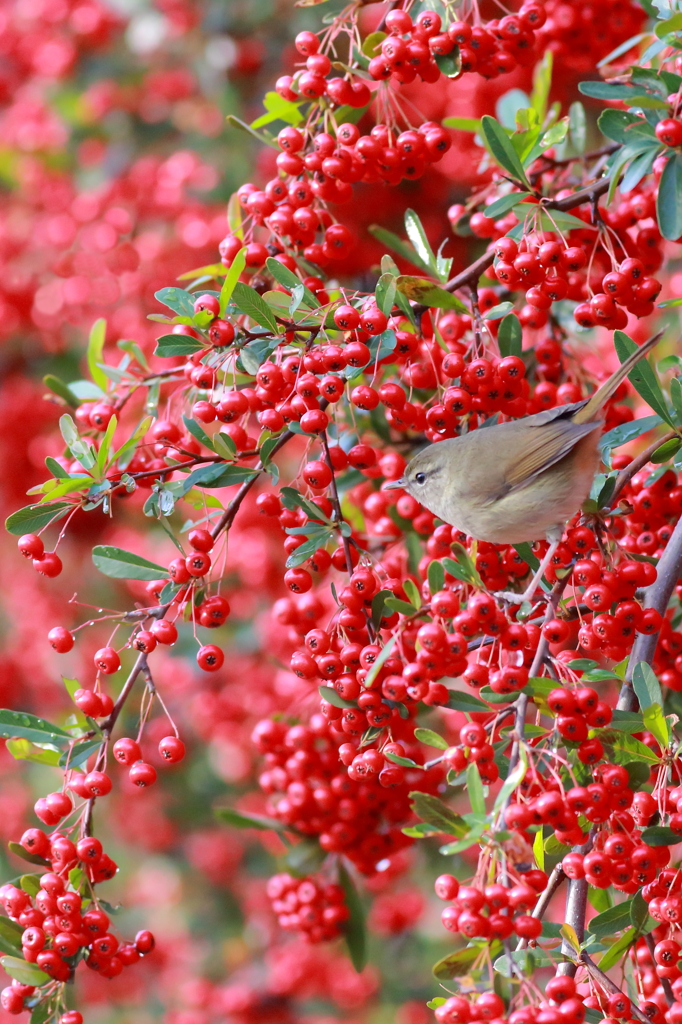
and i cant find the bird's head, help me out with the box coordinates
[385,446,447,511]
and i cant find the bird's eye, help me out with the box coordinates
[415,472,426,485]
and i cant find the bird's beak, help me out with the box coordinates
[384,477,407,490]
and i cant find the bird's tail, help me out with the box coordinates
[573,330,665,425]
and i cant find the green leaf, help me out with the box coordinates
[385,596,418,616]
[657,152,682,241]
[227,114,278,148]
[442,116,482,132]
[494,949,555,976]
[43,374,79,408]
[404,209,437,274]
[155,286,199,317]
[318,686,355,709]
[607,731,659,765]
[403,577,421,609]
[385,750,422,769]
[631,661,662,709]
[6,739,61,766]
[251,90,304,129]
[442,551,482,588]
[446,691,491,712]
[568,101,587,154]
[177,263,226,282]
[58,739,101,769]
[598,928,636,972]
[493,746,527,813]
[285,534,332,569]
[0,710,70,747]
[368,225,432,275]
[375,273,397,316]
[613,332,674,428]
[363,635,397,689]
[600,414,663,457]
[671,377,682,422]
[87,318,108,391]
[643,702,670,748]
[432,945,481,980]
[214,807,286,831]
[597,32,649,66]
[590,899,634,936]
[183,463,258,490]
[182,415,215,453]
[410,791,468,836]
[485,192,532,219]
[631,889,650,932]
[92,545,168,581]
[0,918,24,955]
[466,762,485,816]
[414,728,449,750]
[154,334,205,357]
[396,276,468,313]
[561,922,581,954]
[598,109,656,145]
[284,838,325,876]
[497,313,523,358]
[0,956,50,986]
[656,11,682,37]
[482,301,514,322]
[625,761,651,789]
[231,282,279,334]
[610,709,645,733]
[641,825,682,846]
[219,247,247,317]
[96,413,117,477]
[480,116,531,188]
[531,50,553,121]
[338,861,367,973]
[5,501,71,536]
[370,589,390,629]
[579,81,639,100]
[434,49,461,78]
[427,560,445,595]
[651,437,682,463]
[7,842,49,866]
[266,258,319,307]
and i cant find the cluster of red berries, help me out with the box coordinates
[491,234,661,332]
[536,0,647,72]
[253,713,442,875]
[17,531,64,579]
[434,870,547,941]
[0,873,153,989]
[265,873,350,943]
[369,6,545,84]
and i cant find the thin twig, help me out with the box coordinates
[581,952,650,1023]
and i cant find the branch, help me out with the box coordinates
[618,510,682,710]
[610,430,677,507]
[581,952,650,1024]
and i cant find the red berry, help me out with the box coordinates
[158,736,185,763]
[129,762,157,787]
[48,627,74,653]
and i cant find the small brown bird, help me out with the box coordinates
[388,332,664,601]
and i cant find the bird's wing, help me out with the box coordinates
[493,417,600,499]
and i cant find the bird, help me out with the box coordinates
[386,331,665,602]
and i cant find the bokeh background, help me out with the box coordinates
[0,2,649,1024]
